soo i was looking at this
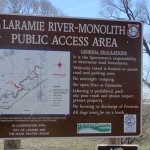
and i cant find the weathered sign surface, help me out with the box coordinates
[0,14,142,138]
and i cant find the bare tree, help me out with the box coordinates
[5,0,28,13]
[100,0,150,53]
[40,0,57,15]
[100,0,150,88]
[22,0,35,14]
[31,0,63,16]
[0,0,63,16]
[31,0,40,14]
[0,0,6,12]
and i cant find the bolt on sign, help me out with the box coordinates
[0,14,142,138]
[97,145,139,150]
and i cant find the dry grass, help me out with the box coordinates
[0,138,103,150]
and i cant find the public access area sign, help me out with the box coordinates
[0,14,142,138]
[97,145,139,150]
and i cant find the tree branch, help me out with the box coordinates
[143,78,150,89]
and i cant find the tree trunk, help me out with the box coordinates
[4,140,21,149]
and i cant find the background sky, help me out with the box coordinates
[50,0,100,18]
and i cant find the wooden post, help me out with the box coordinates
[105,138,121,144]
[4,140,21,149]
